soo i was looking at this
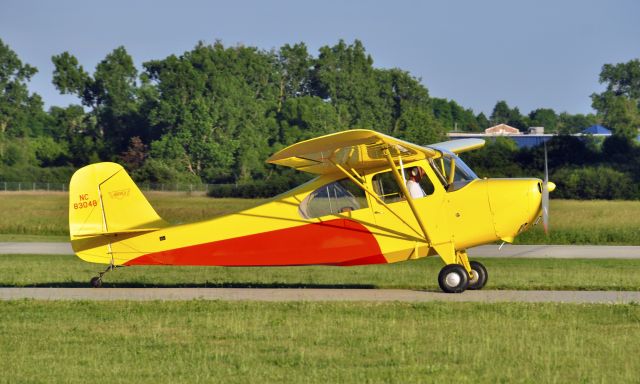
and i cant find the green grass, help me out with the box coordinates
[0,300,638,383]
[1,192,639,244]
[0,233,68,242]
[3,254,640,291]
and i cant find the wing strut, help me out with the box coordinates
[382,146,432,246]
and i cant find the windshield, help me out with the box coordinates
[429,150,478,192]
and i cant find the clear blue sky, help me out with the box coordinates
[1,0,638,116]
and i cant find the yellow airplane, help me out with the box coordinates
[69,129,555,293]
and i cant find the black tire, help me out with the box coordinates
[90,276,102,288]
[468,261,488,290]
[438,264,469,293]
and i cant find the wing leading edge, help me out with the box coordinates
[428,138,485,154]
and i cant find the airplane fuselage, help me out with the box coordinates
[72,161,543,268]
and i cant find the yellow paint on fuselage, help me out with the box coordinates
[71,160,545,268]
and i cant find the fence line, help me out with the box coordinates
[0,181,231,193]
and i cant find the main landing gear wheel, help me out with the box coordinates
[438,264,469,293]
[468,261,488,290]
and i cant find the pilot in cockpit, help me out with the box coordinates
[406,167,427,198]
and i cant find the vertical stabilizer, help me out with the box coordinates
[69,162,167,238]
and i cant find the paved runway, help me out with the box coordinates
[470,245,640,259]
[0,242,72,255]
[2,242,640,258]
[1,287,639,303]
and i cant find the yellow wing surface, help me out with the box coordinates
[267,129,439,174]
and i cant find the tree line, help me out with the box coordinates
[0,38,639,198]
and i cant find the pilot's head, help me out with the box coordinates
[408,167,424,181]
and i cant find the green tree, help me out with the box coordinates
[431,98,453,128]
[0,38,44,138]
[380,68,444,143]
[278,96,341,145]
[432,98,479,131]
[528,108,558,132]
[556,112,598,134]
[476,112,490,130]
[312,40,390,130]
[47,105,100,166]
[597,59,640,99]
[51,52,91,104]
[277,43,313,110]
[594,93,640,140]
[490,100,528,131]
[591,59,640,140]
[143,41,280,182]
[52,46,143,156]
[489,100,511,125]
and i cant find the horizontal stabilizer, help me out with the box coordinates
[71,228,162,237]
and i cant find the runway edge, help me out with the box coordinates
[1,288,640,303]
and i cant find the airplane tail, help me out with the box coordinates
[69,162,168,241]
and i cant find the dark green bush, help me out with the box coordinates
[208,172,312,198]
[131,159,201,184]
[0,165,76,183]
[552,166,638,200]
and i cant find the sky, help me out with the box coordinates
[1,0,639,116]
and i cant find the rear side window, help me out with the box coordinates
[299,178,368,219]
[372,171,403,203]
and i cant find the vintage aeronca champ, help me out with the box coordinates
[69,129,555,293]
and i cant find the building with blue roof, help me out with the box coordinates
[582,125,612,135]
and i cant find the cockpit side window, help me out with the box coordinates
[372,167,434,203]
[299,178,368,219]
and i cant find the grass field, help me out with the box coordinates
[0,300,638,383]
[0,192,639,244]
[515,199,640,245]
[3,254,640,291]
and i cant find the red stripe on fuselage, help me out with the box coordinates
[124,218,386,267]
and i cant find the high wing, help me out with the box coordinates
[267,129,438,174]
[428,138,485,154]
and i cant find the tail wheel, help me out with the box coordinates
[438,264,469,293]
[90,276,102,288]
[468,261,488,290]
